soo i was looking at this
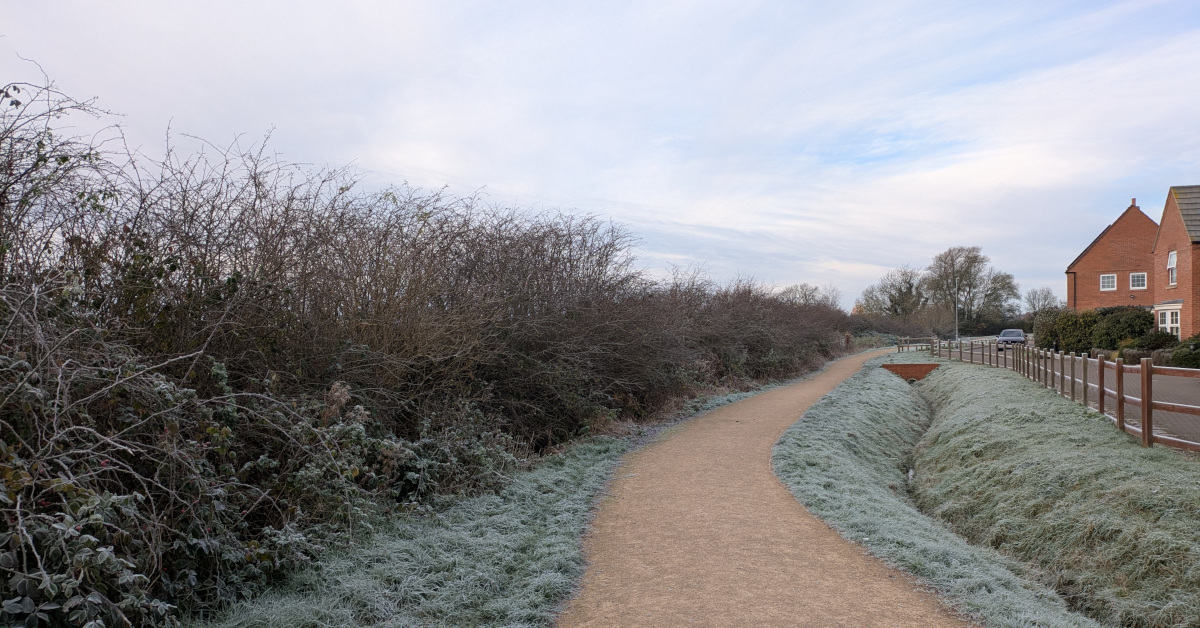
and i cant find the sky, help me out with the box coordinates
[4,1,1199,309]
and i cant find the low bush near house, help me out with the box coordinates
[1036,307,1160,354]
[1165,334,1200,368]
[1091,306,1156,350]
[1035,308,1100,353]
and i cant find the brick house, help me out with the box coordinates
[1149,185,1200,338]
[1065,199,1157,310]
[1066,186,1200,339]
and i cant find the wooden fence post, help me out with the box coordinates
[1042,349,1049,388]
[1115,357,1126,432]
[1049,351,1055,389]
[1097,353,1105,415]
[1070,352,1077,401]
[1059,351,1066,394]
[1050,351,1056,389]
[1141,357,1154,448]
[958,341,963,362]
[1050,350,1056,389]
[1054,351,1060,393]
[1082,352,1089,407]
[1041,349,1047,387]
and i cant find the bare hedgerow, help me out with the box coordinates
[1,79,852,626]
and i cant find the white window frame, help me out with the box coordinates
[1156,304,1183,339]
[1168,251,1177,285]
[1130,272,1147,290]
[1099,273,1117,291]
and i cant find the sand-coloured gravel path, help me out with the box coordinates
[556,349,973,627]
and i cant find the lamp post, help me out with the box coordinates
[954,270,960,343]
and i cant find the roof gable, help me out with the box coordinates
[1174,185,1200,242]
[1066,202,1158,271]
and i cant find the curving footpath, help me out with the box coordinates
[556,349,973,628]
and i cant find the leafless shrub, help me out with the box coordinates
[1,81,850,625]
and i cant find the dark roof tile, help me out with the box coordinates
[1174,185,1200,242]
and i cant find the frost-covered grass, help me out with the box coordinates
[915,362,1200,628]
[188,374,814,628]
[190,437,628,628]
[773,355,1101,628]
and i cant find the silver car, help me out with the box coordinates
[996,328,1026,350]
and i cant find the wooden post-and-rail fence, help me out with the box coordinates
[925,337,1200,453]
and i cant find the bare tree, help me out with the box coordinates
[779,282,842,309]
[924,246,1019,330]
[854,266,926,320]
[1023,286,1060,316]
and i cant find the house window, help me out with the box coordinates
[1100,274,1116,291]
[1168,251,1177,285]
[1130,273,1147,289]
[1159,308,1182,339]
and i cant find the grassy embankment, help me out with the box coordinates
[914,362,1200,627]
[774,355,1097,627]
[775,354,1200,628]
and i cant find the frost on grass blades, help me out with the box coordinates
[192,438,627,628]
[914,363,1200,628]
[772,356,1100,628]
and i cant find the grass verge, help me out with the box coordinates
[190,437,628,628]
[190,375,806,628]
[772,354,1101,627]
[914,361,1200,628]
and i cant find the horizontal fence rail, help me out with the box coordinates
[897,337,932,352]
[926,336,1200,453]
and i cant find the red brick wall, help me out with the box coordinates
[1066,206,1157,309]
[880,363,940,381]
[1151,195,1194,337]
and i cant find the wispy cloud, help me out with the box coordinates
[3,0,1198,307]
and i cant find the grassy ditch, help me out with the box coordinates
[191,437,628,628]
[914,363,1200,628]
[773,356,1101,627]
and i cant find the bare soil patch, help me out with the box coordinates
[556,350,973,627]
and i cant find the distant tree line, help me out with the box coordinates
[854,246,1046,337]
